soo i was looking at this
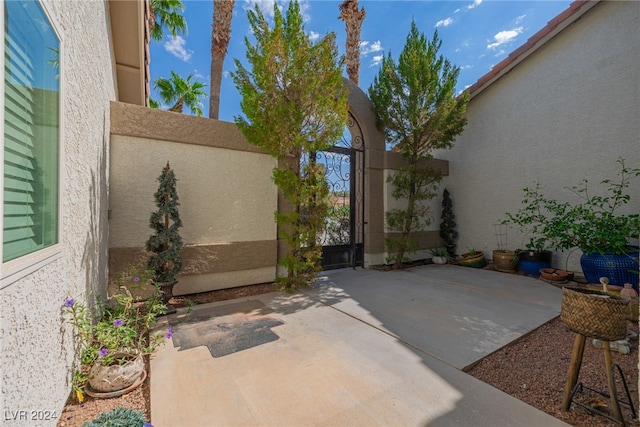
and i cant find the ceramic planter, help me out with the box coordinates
[458,251,487,268]
[88,352,145,393]
[432,256,448,265]
[517,250,552,277]
[492,250,517,273]
[580,248,639,290]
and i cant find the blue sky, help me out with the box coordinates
[149,0,572,121]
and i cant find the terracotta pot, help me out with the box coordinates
[88,352,144,393]
[492,250,518,273]
[539,267,569,282]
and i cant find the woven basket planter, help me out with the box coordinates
[560,287,629,341]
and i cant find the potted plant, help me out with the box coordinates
[502,182,553,277]
[429,247,449,265]
[492,224,517,273]
[504,158,639,286]
[146,161,184,314]
[543,158,639,288]
[458,247,487,268]
[63,280,169,401]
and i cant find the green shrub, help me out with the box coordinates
[81,407,150,427]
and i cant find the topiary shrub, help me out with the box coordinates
[439,189,457,258]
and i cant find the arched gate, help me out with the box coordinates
[316,112,365,269]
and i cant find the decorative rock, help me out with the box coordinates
[619,283,638,299]
[592,338,630,355]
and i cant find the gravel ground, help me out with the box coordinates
[58,281,639,427]
[467,316,639,427]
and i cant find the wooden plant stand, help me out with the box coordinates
[559,287,634,426]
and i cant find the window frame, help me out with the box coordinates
[1,0,64,288]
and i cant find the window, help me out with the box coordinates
[1,0,61,285]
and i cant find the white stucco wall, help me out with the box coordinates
[439,1,640,272]
[1,1,115,423]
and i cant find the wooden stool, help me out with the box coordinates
[560,287,630,425]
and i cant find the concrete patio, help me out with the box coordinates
[151,265,569,426]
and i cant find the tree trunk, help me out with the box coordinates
[210,0,235,119]
[339,0,366,85]
[169,98,183,113]
[394,165,417,268]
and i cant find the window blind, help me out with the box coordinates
[3,0,59,263]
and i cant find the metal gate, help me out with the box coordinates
[316,113,365,270]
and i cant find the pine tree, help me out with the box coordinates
[232,1,348,290]
[368,22,468,268]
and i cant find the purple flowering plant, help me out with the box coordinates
[114,261,156,298]
[63,273,169,398]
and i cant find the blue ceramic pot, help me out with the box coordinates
[518,250,552,277]
[580,248,639,290]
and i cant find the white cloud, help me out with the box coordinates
[308,30,320,42]
[487,27,523,50]
[164,36,193,62]
[360,40,383,56]
[244,0,278,18]
[514,14,526,25]
[370,54,383,68]
[455,41,470,53]
[435,17,454,28]
[467,0,483,10]
[298,0,311,22]
[243,0,310,22]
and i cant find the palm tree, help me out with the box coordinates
[149,0,188,41]
[154,71,207,116]
[209,0,235,119]
[338,0,366,85]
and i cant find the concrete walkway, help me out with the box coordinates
[151,265,569,426]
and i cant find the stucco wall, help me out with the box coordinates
[382,156,449,262]
[1,0,115,423]
[109,103,278,295]
[438,1,640,272]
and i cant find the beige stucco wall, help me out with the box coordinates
[438,1,640,272]
[0,0,115,423]
[109,103,278,294]
[110,137,276,246]
[382,157,449,262]
[345,80,387,266]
